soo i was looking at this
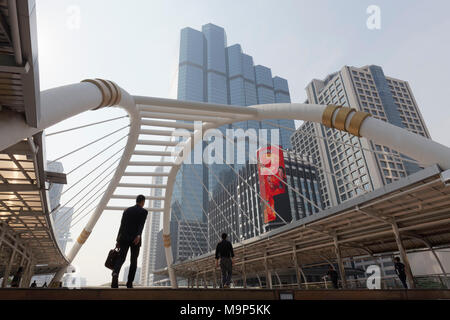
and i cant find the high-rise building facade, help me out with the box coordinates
[123,266,141,284]
[175,23,296,246]
[152,219,208,285]
[291,65,430,208]
[207,150,323,249]
[53,207,73,254]
[47,161,73,254]
[141,167,164,286]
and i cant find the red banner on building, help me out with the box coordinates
[257,145,288,224]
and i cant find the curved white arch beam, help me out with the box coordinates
[133,97,450,289]
[0,82,124,151]
[4,84,449,288]
[252,103,450,170]
[5,79,140,286]
[134,98,450,171]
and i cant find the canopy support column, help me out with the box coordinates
[392,221,415,288]
[334,236,347,289]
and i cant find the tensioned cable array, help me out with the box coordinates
[48,113,130,235]
[57,167,118,228]
[53,154,123,220]
[226,124,371,201]
[172,205,206,256]
[67,134,128,175]
[46,116,128,137]
[61,150,123,196]
[63,174,117,229]
[258,120,414,198]
[205,162,262,236]
[49,125,129,164]
[217,129,323,213]
[173,172,222,245]
[262,119,425,167]
[69,177,115,229]
[188,161,253,241]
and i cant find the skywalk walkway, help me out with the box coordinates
[0,288,449,300]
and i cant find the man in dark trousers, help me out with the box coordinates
[215,233,234,288]
[326,265,339,289]
[10,266,23,287]
[394,257,408,289]
[111,195,148,288]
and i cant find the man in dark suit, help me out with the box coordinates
[394,256,408,289]
[111,195,148,288]
[215,233,234,288]
[326,265,339,289]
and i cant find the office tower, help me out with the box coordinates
[53,207,73,253]
[153,220,207,286]
[175,23,296,253]
[291,65,430,208]
[141,167,164,286]
[123,266,141,284]
[62,274,87,288]
[47,161,73,253]
[206,150,323,249]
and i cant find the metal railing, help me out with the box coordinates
[244,274,450,290]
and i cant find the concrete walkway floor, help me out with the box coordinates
[0,288,449,300]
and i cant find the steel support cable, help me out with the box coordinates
[61,151,122,196]
[172,194,212,251]
[176,219,203,263]
[67,136,128,175]
[68,179,113,229]
[283,147,369,198]
[205,161,261,235]
[59,177,114,230]
[53,155,123,218]
[218,131,320,217]
[188,162,249,241]
[262,119,420,166]
[172,212,205,258]
[172,202,206,256]
[61,173,116,229]
[245,150,322,212]
[205,154,289,226]
[227,126,370,201]
[155,144,211,256]
[68,191,107,229]
[261,119,425,167]
[55,163,119,224]
[68,187,112,229]
[58,167,117,227]
[49,125,129,164]
[46,116,129,137]
[176,161,239,243]
[187,165,245,244]
[173,174,221,243]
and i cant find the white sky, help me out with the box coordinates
[35,0,450,285]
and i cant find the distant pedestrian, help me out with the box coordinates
[326,265,339,289]
[215,233,234,288]
[111,195,148,289]
[10,267,23,288]
[394,257,408,289]
[42,282,48,288]
[30,280,37,288]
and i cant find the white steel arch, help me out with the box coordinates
[1,80,449,287]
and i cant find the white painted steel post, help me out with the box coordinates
[49,80,139,286]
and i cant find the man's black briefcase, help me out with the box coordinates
[105,248,120,270]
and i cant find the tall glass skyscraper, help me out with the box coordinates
[175,23,295,237]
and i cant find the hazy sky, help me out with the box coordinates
[35,0,450,285]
